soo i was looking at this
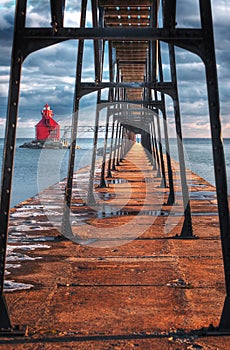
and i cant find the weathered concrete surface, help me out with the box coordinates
[2,143,230,349]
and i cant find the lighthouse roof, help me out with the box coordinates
[43,103,51,110]
[35,103,60,127]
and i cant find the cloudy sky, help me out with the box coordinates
[0,0,229,138]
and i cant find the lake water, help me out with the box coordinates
[0,138,229,208]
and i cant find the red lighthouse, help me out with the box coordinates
[35,103,60,141]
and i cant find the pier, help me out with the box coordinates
[0,0,230,348]
[2,143,230,348]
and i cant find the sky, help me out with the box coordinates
[0,0,229,139]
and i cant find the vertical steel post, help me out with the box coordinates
[91,0,100,83]
[62,0,88,236]
[112,121,119,171]
[155,105,167,188]
[0,0,27,330]
[141,130,146,149]
[116,124,122,166]
[87,0,103,203]
[149,121,157,170]
[107,117,115,178]
[105,39,115,178]
[119,126,125,162]
[198,0,230,330]
[158,42,175,205]
[152,117,161,177]
[108,41,115,100]
[87,92,101,205]
[147,125,153,162]
[169,44,193,237]
[99,105,110,188]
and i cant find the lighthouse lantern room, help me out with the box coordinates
[35,103,60,141]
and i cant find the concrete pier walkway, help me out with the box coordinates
[2,143,229,349]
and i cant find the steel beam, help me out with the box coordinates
[168,44,194,238]
[112,121,119,171]
[0,0,27,334]
[87,92,101,205]
[50,0,66,29]
[107,119,115,178]
[99,106,110,188]
[116,124,123,166]
[158,41,174,205]
[62,0,88,237]
[156,111,167,188]
[162,0,176,29]
[99,0,152,5]
[151,117,161,177]
[23,27,203,42]
[197,0,230,332]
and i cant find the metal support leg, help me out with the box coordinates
[119,127,125,162]
[99,106,110,188]
[152,118,161,178]
[150,122,157,170]
[169,44,194,238]
[156,113,167,188]
[162,108,175,205]
[147,126,153,163]
[87,93,101,205]
[0,0,28,334]
[62,0,88,236]
[112,121,119,171]
[158,42,175,204]
[107,119,115,178]
[116,124,122,166]
[197,0,230,331]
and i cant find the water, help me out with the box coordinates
[0,138,229,208]
[170,138,230,193]
[0,138,105,207]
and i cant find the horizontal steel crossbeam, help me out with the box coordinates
[23,27,203,41]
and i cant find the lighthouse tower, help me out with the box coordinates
[35,103,60,141]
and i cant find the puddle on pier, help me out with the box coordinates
[96,192,117,201]
[192,212,218,216]
[108,178,154,184]
[96,209,169,219]
[176,191,216,200]
[107,178,129,184]
[189,183,207,188]
[4,280,34,292]
[94,209,218,219]
[71,203,86,207]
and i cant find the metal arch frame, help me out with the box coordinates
[0,0,229,335]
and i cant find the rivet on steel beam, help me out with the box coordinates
[11,124,15,128]
[13,102,16,106]
[17,57,21,63]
